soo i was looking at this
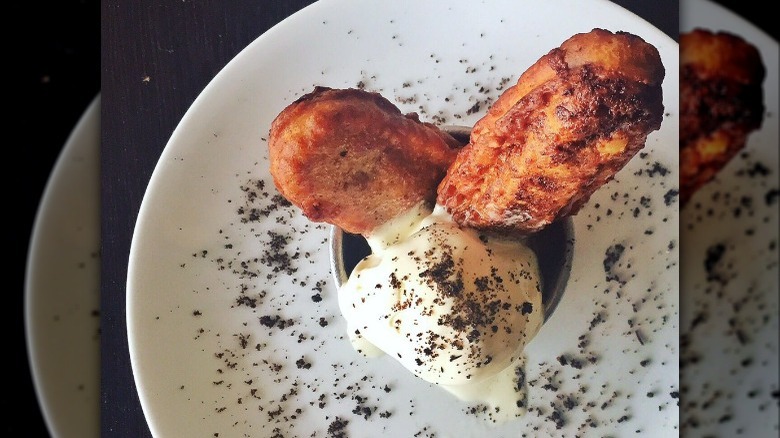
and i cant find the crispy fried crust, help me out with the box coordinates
[268,87,461,235]
[679,29,765,206]
[436,28,665,234]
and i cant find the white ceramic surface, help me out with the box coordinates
[127,1,680,436]
[680,1,779,436]
[25,95,100,438]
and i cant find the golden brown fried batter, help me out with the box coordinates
[680,29,765,206]
[437,28,665,234]
[268,86,461,235]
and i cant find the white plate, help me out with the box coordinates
[127,1,679,436]
[25,95,100,438]
[680,1,779,436]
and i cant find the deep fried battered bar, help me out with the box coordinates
[268,87,461,235]
[437,28,665,234]
[679,28,765,206]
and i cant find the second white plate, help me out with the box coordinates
[25,95,101,438]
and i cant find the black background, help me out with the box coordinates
[12,0,99,436]
[11,0,774,436]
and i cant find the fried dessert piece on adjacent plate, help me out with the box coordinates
[679,28,765,206]
[268,86,461,235]
[437,28,665,234]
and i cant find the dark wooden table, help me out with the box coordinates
[98,2,675,436]
[100,2,318,436]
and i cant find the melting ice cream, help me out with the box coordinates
[338,203,544,418]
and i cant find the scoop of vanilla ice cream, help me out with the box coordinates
[338,204,543,386]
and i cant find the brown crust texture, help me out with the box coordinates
[268,87,461,235]
[679,29,765,206]
[437,28,665,234]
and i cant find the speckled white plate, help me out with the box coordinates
[25,95,101,438]
[679,1,779,436]
[127,1,679,436]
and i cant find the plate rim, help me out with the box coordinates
[24,93,101,438]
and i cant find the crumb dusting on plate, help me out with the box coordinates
[163,72,679,435]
